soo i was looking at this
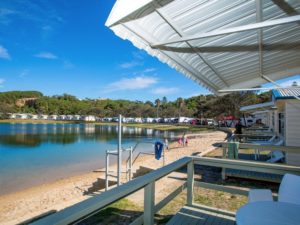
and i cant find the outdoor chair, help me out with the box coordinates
[266,150,285,163]
[248,174,300,204]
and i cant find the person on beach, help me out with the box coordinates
[235,120,243,142]
[178,137,183,147]
[235,120,243,135]
[185,136,188,146]
[182,133,187,146]
[164,138,169,150]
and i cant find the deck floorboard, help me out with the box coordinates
[166,205,235,225]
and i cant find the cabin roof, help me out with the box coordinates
[106,0,300,94]
[240,101,275,112]
[272,88,300,100]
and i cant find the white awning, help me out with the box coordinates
[106,0,300,94]
[240,101,275,112]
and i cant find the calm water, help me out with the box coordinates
[0,123,182,195]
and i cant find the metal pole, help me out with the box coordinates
[163,146,165,166]
[105,151,109,191]
[129,146,133,180]
[117,114,122,186]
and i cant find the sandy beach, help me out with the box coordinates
[0,131,226,225]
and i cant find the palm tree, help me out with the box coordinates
[155,99,161,118]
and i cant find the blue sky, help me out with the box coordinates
[0,0,208,101]
[0,1,299,101]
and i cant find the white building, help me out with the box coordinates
[143,117,154,123]
[73,115,81,121]
[241,88,300,166]
[134,117,142,123]
[38,114,48,120]
[49,115,58,120]
[83,115,96,122]
[29,114,38,120]
[8,113,16,119]
[58,115,66,120]
[16,114,28,119]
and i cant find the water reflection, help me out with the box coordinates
[0,123,180,148]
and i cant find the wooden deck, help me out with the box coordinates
[166,205,235,225]
[225,168,283,183]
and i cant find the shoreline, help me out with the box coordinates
[0,131,226,225]
[0,119,214,131]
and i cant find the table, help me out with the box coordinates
[236,201,300,225]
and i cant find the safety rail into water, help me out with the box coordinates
[32,156,300,225]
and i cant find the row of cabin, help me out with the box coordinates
[240,88,300,166]
[7,114,196,124]
[8,114,97,122]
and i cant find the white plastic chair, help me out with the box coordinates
[248,174,300,204]
[278,174,300,205]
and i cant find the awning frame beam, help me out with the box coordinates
[256,0,264,78]
[151,15,300,47]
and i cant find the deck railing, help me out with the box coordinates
[32,156,300,225]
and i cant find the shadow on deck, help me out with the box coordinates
[225,153,283,183]
[167,205,235,225]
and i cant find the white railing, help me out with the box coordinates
[32,156,300,225]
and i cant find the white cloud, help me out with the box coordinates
[19,69,29,78]
[143,68,156,73]
[0,8,17,25]
[34,52,58,59]
[120,61,141,69]
[279,78,300,87]
[152,87,179,95]
[0,45,10,60]
[104,76,158,92]
[0,78,5,88]
[119,51,145,69]
[63,60,74,69]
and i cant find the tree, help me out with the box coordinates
[155,98,161,118]
[176,97,184,117]
[162,96,168,106]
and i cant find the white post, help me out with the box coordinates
[187,161,194,206]
[118,114,122,186]
[105,151,109,191]
[163,147,165,166]
[129,147,133,180]
[143,182,155,225]
[222,146,226,180]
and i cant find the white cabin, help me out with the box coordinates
[73,115,81,121]
[49,115,58,120]
[16,114,28,119]
[134,117,142,123]
[29,114,38,120]
[58,115,66,120]
[8,113,16,119]
[241,88,300,166]
[83,115,96,122]
[38,114,48,120]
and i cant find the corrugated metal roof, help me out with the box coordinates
[106,0,300,94]
[240,101,274,112]
[273,88,300,99]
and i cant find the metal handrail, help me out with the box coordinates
[32,156,300,225]
[32,157,190,225]
[221,142,300,154]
